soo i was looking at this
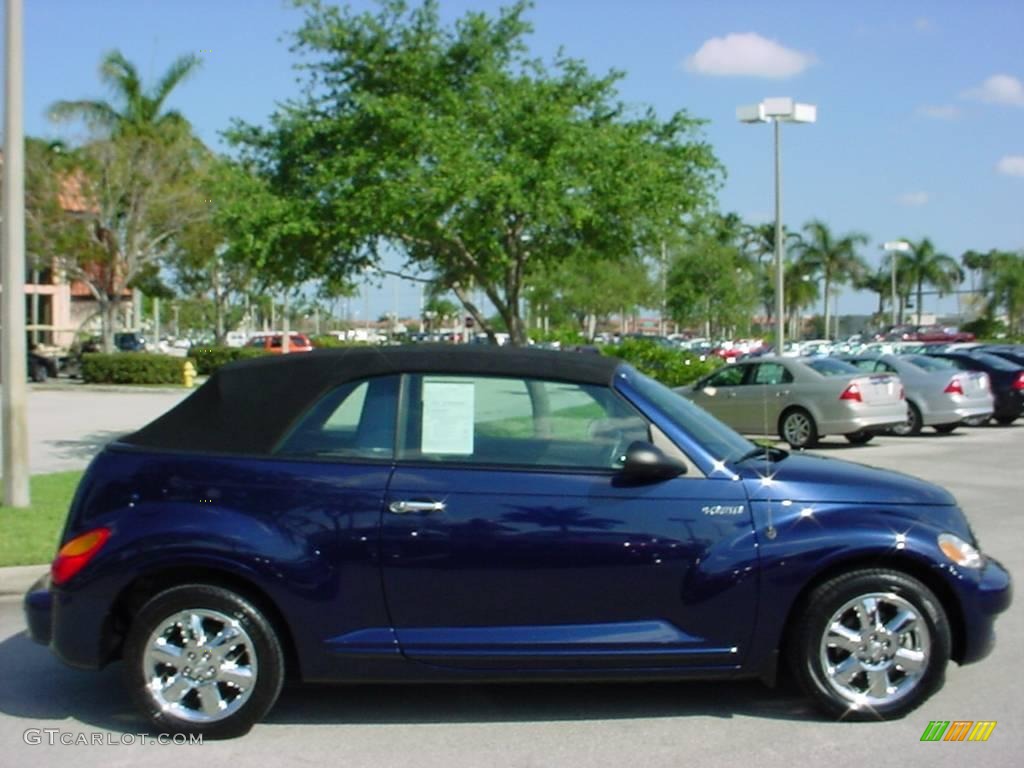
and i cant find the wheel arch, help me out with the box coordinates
[106,565,302,681]
[777,552,967,665]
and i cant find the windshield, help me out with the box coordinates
[905,354,955,372]
[623,367,755,464]
[972,353,1022,372]
[806,358,860,377]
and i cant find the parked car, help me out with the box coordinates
[27,346,60,382]
[246,333,314,354]
[114,332,147,352]
[841,354,993,435]
[678,356,907,448]
[24,346,1011,736]
[923,351,1024,425]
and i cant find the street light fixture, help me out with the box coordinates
[737,97,817,353]
[883,240,912,327]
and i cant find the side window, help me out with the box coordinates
[705,365,746,387]
[752,363,792,385]
[275,376,399,459]
[875,361,896,373]
[850,359,876,372]
[400,375,650,470]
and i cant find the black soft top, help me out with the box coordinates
[122,345,622,455]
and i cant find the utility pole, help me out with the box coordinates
[2,0,30,506]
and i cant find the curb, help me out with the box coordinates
[29,381,200,395]
[0,564,48,597]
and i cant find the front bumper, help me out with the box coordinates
[954,555,1012,665]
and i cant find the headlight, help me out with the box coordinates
[938,533,983,569]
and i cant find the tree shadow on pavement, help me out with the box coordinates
[0,628,817,732]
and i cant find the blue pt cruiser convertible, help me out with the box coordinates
[24,346,1011,737]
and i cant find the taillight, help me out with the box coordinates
[1014,372,1024,391]
[944,377,965,396]
[51,527,111,585]
[840,383,862,402]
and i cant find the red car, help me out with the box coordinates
[246,333,314,354]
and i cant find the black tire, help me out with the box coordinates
[994,414,1018,426]
[891,402,922,436]
[787,569,951,720]
[30,362,48,383]
[779,408,818,449]
[844,431,874,445]
[124,584,285,738]
[933,424,958,434]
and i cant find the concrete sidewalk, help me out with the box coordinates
[0,564,47,597]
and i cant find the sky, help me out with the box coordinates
[3,0,1023,323]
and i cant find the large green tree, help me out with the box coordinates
[902,238,963,325]
[797,220,868,339]
[225,0,721,344]
[666,214,757,337]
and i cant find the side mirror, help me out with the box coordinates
[620,441,687,482]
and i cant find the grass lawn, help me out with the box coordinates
[0,471,83,567]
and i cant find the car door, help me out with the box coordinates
[688,364,750,430]
[735,362,794,435]
[380,373,756,671]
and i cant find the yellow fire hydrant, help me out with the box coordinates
[183,360,197,388]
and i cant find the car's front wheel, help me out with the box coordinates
[124,584,285,738]
[788,569,950,720]
[844,431,874,445]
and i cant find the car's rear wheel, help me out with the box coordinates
[994,414,1018,426]
[933,424,958,434]
[788,569,950,720]
[780,408,818,449]
[891,402,922,436]
[124,584,284,738]
[30,362,48,383]
[844,431,874,445]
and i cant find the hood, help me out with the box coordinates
[737,452,957,507]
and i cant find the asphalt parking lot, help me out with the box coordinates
[0,388,1020,766]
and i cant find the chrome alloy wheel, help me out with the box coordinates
[819,592,930,707]
[141,609,258,723]
[783,412,812,447]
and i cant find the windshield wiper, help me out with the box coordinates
[733,445,789,463]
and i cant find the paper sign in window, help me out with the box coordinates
[422,379,475,454]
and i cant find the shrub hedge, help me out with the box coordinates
[187,346,270,375]
[602,338,723,388]
[81,353,186,385]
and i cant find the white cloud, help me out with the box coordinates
[917,104,960,120]
[684,33,815,78]
[962,74,1024,107]
[897,192,929,207]
[997,155,1024,177]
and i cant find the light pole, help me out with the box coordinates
[737,98,817,353]
[883,240,911,327]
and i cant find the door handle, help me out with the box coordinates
[776,390,790,397]
[389,500,446,515]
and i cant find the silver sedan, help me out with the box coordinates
[842,354,994,435]
[676,356,907,448]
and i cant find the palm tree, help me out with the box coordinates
[49,50,201,138]
[741,222,802,324]
[784,253,820,341]
[902,238,963,325]
[797,220,868,339]
[989,252,1024,334]
[855,267,892,321]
